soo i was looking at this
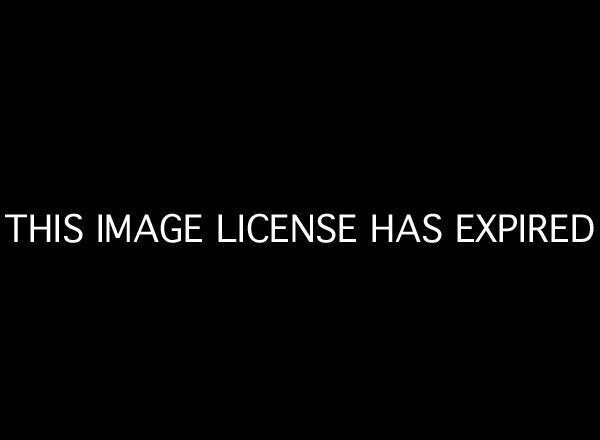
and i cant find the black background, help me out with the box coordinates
[1,6,597,434]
